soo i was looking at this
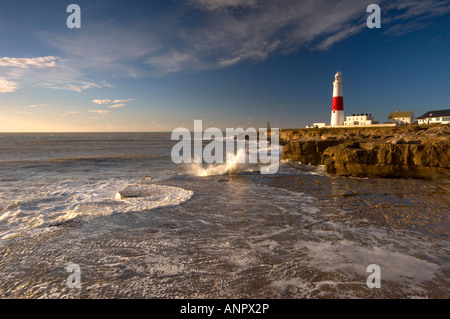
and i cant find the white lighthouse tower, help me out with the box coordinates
[330,71,344,127]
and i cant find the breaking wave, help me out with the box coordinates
[0,178,193,240]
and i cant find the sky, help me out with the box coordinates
[0,0,449,132]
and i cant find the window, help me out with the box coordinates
[442,117,450,121]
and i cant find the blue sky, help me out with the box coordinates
[0,0,449,132]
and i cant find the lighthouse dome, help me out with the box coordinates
[335,72,342,81]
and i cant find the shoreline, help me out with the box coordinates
[280,124,450,179]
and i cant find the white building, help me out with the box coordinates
[344,113,376,126]
[388,110,414,124]
[416,109,450,125]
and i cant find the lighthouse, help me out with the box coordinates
[330,71,344,127]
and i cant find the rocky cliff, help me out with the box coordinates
[281,125,450,179]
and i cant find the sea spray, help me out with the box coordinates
[171,120,280,174]
[187,148,248,176]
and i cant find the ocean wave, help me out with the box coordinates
[114,183,194,212]
[0,178,193,240]
[0,154,169,166]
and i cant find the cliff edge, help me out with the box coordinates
[281,125,450,179]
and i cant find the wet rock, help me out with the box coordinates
[335,189,358,197]
[281,138,346,165]
[322,142,450,179]
[281,125,450,179]
[405,139,422,145]
[391,138,406,145]
[115,185,150,200]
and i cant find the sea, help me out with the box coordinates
[0,132,448,298]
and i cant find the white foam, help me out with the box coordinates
[0,178,193,240]
[294,239,440,284]
[186,148,249,176]
[114,184,193,213]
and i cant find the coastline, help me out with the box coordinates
[0,133,449,298]
[280,125,450,179]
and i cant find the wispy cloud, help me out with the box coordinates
[149,0,450,73]
[0,56,60,68]
[93,98,134,105]
[0,77,18,93]
[14,0,450,82]
[186,0,260,11]
[62,111,82,116]
[27,104,48,108]
[89,110,109,114]
[108,104,125,108]
[92,99,112,105]
[41,23,162,79]
[0,55,112,93]
[39,79,112,93]
[145,0,370,72]
[382,0,450,36]
[113,99,135,103]
[92,98,134,109]
[316,24,366,51]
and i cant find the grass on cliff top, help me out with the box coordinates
[281,124,448,136]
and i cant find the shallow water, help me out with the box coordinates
[0,133,448,298]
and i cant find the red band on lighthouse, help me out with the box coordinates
[332,96,344,111]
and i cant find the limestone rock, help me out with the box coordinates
[280,125,450,179]
[322,142,450,179]
[282,138,345,165]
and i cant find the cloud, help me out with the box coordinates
[146,0,450,73]
[93,98,135,104]
[0,56,60,69]
[0,77,18,93]
[41,23,162,79]
[108,104,125,108]
[62,111,82,116]
[186,0,260,11]
[382,0,450,36]
[92,98,134,109]
[39,79,112,93]
[27,104,48,108]
[113,99,135,103]
[92,99,112,105]
[146,52,205,74]
[431,35,444,43]
[0,55,112,93]
[140,0,373,73]
[89,110,109,114]
[316,24,366,51]
[25,0,450,80]
[218,57,242,67]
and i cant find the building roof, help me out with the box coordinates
[388,111,414,118]
[416,109,450,120]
